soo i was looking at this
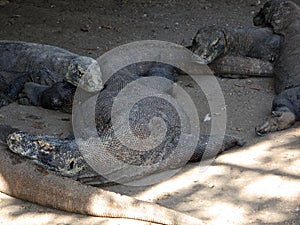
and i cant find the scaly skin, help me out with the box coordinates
[189,26,282,77]
[6,130,245,185]
[0,40,103,106]
[208,55,274,78]
[21,81,76,113]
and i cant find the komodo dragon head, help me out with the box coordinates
[6,131,86,177]
[66,56,103,92]
[188,26,228,64]
[253,0,299,33]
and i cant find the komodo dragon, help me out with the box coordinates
[0,126,203,225]
[253,0,300,135]
[0,40,103,109]
[188,25,282,77]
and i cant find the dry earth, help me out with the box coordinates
[0,0,299,224]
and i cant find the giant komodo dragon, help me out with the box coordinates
[0,40,103,111]
[188,25,282,77]
[0,62,245,224]
[253,0,300,135]
[0,126,203,225]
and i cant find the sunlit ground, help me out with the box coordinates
[135,127,300,225]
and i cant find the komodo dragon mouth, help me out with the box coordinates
[66,56,103,93]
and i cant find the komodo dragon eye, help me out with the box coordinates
[210,38,220,47]
[210,38,221,49]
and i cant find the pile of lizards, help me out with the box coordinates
[0,0,299,224]
[0,42,244,224]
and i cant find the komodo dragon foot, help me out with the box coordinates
[255,111,296,136]
[18,81,76,113]
[255,86,300,136]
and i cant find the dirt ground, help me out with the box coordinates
[0,0,300,224]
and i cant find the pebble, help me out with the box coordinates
[208,183,215,188]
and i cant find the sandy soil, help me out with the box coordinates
[0,0,299,224]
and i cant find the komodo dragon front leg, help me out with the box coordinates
[255,86,300,135]
[253,0,300,135]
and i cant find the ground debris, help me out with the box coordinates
[234,83,263,91]
[99,24,112,30]
[80,25,90,32]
